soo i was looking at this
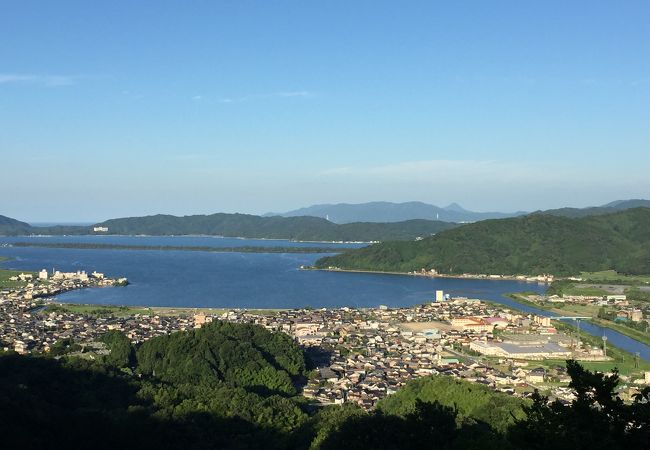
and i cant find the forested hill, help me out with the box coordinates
[315,207,650,276]
[0,215,32,235]
[0,212,458,241]
[2,331,649,448]
[136,321,307,395]
[540,199,650,218]
[94,214,458,241]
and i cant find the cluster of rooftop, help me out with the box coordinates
[2,280,648,408]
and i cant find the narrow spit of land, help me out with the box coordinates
[304,266,553,283]
[10,242,351,254]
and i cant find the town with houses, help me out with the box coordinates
[1,268,649,410]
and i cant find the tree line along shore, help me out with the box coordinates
[8,241,352,254]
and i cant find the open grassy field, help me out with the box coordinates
[45,303,155,317]
[580,270,650,285]
[44,302,286,317]
[546,303,600,317]
[148,306,285,316]
[0,268,37,289]
[563,285,610,296]
[532,358,649,377]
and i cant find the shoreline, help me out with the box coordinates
[306,266,553,283]
[1,233,374,245]
[8,242,350,254]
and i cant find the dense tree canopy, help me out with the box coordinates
[99,330,135,368]
[136,321,306,395]
[508,360,650,449]
[1,319,649,450]
[317,208,650,276]
[0,211,457,241]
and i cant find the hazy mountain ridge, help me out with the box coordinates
[267,201,526,223]
[271,199,650,223]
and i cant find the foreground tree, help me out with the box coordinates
[509,359,650,450]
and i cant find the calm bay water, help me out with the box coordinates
[2,235,649,361]
[0,235,544,308]
[1,234,365,249]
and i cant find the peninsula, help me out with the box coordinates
[0,213,457,242]
[9,242,354,254]
[315,208,650,277]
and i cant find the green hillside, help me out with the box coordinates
[315,208,650,276]
[0,214,32,235]
[94,213,456,241]
[0,321,310,450]
[136,321,306,395]
[2,333,648,449]
[541,199,650,218]
[1,212,457,241]
[376,375,526,433]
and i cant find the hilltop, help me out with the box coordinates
[540,199,650,218]
[0,215,32,235]
[315,208,650,276]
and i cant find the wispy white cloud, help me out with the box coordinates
[219,90,313,103]
[191,95,203,101]
[0,73,80,87]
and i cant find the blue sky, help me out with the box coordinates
[1,1,649,222]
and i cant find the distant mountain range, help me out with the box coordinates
[1,199,648,242]
[269,199,650,223]
[266,201,527,223]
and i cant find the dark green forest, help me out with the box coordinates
[0,213,457,241]
[1,321,649,449]
[316,208,650,276]
[540,199,650,218]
